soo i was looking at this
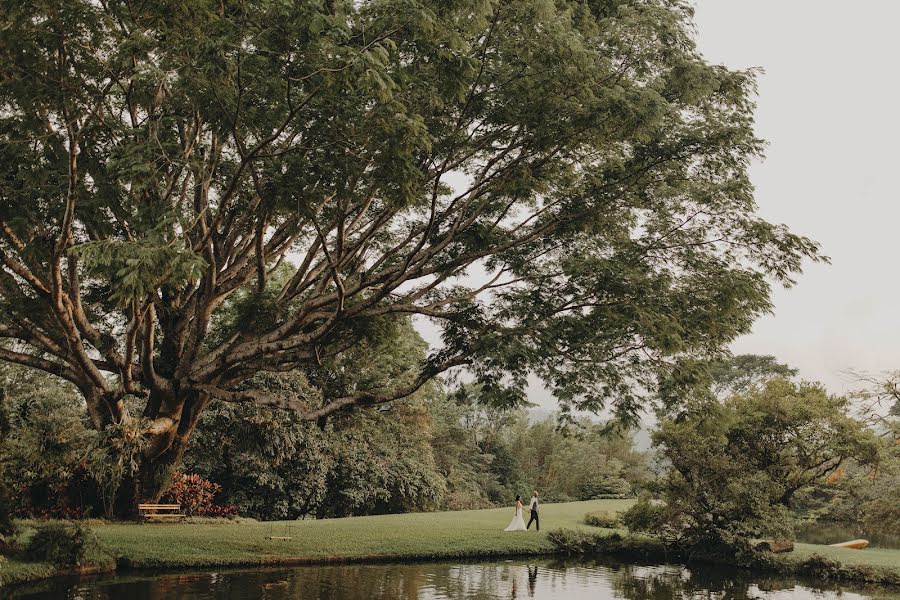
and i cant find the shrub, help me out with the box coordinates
[203,503,239,519]
[547,528,600,554]
[862,494,900,536]
[163,473,237,517]
[621,497,675,538]
[0,390,14,538]
[584,510,621,528]
[25,522,99,567]
[0,532,19,557]
[547,528,666,560]
[577,477,631,500]
[795,554,900,586]
[2,376,103,520]
[11,475,93,520]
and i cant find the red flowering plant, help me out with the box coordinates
[163,473,237,518]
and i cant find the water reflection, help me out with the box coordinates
[9,558,900,599]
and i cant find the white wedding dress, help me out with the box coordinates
[504,503,527,531]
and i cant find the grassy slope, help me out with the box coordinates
[3,499,899,587]
[791,543,900,571]
[98,500,633,567]
[0,500,621,586]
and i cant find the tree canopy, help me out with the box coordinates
[708,354,798,398]
[0,0,821,507]
[625,379,882,555]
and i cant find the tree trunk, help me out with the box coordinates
[112,448,181,520]
[112,393,209,519]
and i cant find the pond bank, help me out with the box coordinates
[548,527,900,588]
[2,500,899,590]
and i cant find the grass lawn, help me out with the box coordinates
[791,543,900,571]
[3,498,899,588]
[0,500,623,586]
[95,499,633,568]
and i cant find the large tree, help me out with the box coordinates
[0,0,821,512]
[625,380,882,555]
[708,354,798,399]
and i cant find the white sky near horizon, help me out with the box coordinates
[693,0,900,396]
[421,1,900,413]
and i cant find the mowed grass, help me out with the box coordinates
[95,499,633,568]
[791,543,900,571]
[4,499,900,588]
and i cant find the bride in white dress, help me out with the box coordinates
[504,495,527,531]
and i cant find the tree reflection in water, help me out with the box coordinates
[10,558,899,600]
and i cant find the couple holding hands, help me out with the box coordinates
[503,490,539,532]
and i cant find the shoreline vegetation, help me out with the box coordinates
[2,500,899,591]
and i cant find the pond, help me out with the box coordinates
[10,558,900,600]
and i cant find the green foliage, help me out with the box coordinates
[24,523,100,567]
[795,554,900,587]
[186,322,447,519]
[861,490,900,536]
[426,383,651,509]
[428,397,495,510]
[162,473,236,518]
[621,496,685,544]
[84,421,151,519]
[814,436,900,534]
[186,373,649,519]
[185,401,331,521]
[75,219,207,306]
[578,477,632,500]
[0,0,823,513]
[508,416,648,502]
[636,380,884,555]
[0,364,99,519]
[708,354,799,398]
[321,399,446,517]
[547,528,665,561]
[0,389,13,539]
[184,369,329,520]
[584,510,622,528]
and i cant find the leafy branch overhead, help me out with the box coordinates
[75,219,208,306]
[0,0,822,506]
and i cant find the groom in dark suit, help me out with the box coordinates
[526,490,539,531]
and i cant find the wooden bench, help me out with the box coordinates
[138,503,184,522]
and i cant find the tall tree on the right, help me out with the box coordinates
[709,354,798,398]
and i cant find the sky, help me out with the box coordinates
[419,1,900,413]
[692,0,900,395]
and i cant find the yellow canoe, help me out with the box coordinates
[828,539,869,549]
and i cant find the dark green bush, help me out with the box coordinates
[547,528,598,554]
[795,554,900,586]
[0,532,19,557]
[577,477,631,500]
[25,522,99,567]
[584,510,620,528]
[621,497,673,537]
[547,528,666,560]
[0,389,15,538]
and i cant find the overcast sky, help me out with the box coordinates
[693,0,900,395]
[421,1,900,411]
